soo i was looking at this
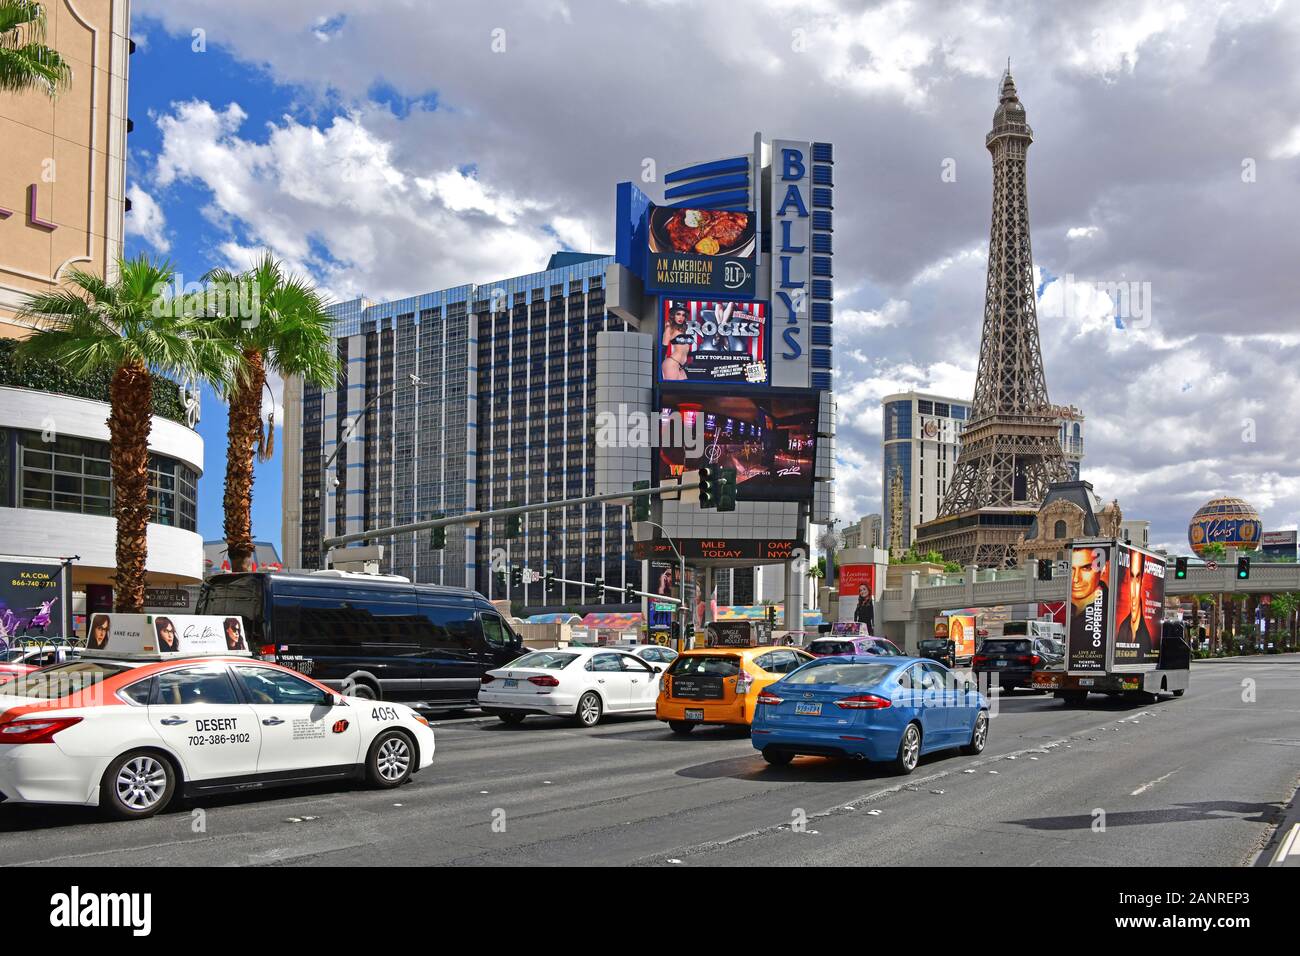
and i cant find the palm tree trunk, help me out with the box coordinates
[224,348,265,572]
[109,360,153,612]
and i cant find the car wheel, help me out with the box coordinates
[892,722,921,775]
[763,748,793,766]
[366,730,415,788]
[962,711,989,755]
[348,680,377,701]
[573,691,603,728]
[668,720,695,735]
[497,712,526,726]
[100,750,176,820]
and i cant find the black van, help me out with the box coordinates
[195,571,526,710]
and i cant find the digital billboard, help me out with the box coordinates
[659,298,767,385]
[656,387,817,501]
[0,558,72,640]
[646,207,756,298]
[1067,543,1111,674]
[1112,545,1165,670]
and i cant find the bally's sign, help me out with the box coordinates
[770,141,811,388]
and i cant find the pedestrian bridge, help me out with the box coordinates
[877,557,1300,650]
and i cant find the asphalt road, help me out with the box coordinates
[1,655,1296,867]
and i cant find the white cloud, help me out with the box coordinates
[124,184,169,253]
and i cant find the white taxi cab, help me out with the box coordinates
[0,614,435,819]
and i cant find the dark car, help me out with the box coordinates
[972,638,1042,693]
[917,637,958,667]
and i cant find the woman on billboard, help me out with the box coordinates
[853,585,876,633]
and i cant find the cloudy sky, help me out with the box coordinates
[122,0,1300,556]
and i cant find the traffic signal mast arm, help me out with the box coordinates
[322,479,703,550]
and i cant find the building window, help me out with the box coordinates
[16,431,198,531]
[1053,520,1067,539]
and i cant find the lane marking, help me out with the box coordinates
[1130,769,1180,796]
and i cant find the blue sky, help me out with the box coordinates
[124,24,329,554]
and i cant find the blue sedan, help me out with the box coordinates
[751,655,989,774]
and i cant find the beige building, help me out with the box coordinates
[0,3,205,626]
[1,0,131,332]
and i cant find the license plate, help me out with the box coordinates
[503,679,518,688]
[794,702,822,716]
[996,660,1008,666]
[1079,678,1094,687]
[685,709,704,721]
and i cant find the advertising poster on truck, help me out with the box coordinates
[1067,543,1111,673]
[1111,544,1166,671]
[945,613,977,661]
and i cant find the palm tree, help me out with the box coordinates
[16,256,237,611]
[202,253,336,572]
[0,1,72,96]
[806,561,824,610]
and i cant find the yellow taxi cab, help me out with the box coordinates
[656,645,813,734]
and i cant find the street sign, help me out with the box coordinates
[1206,560,1218,571]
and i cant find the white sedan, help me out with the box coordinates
[478,647,667,727]
[610,643,679,667]
[0,655,436,819]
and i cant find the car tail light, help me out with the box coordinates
[835,694,892,710]
[659,675,668,694]
[756,691,783,706]
[480,674,496,685]
[1030,654,1042,667]
[528,675,560,687]
[973,655,988,666]
[0,716,82,744]
[735,672,754,695]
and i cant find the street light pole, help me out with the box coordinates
[318,373,422,569]
[642,520,688,650]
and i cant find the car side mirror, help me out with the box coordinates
[652,665,663,673]
[320,688,339,706]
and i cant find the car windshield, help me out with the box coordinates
[670,655,741,677]
[0,660,133,699]
[782,662,896,686]
[508,652,578,670]
[810,640,855,655]
[981,639,1031,654]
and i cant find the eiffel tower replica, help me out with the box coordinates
[914,68,1069,568]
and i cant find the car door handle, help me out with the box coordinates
[262,717,285,726]
[597,679,605,684]
[159,716,187,726]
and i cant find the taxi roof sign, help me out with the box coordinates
[83,613,252,660]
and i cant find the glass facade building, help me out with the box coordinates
[285,254,645,608]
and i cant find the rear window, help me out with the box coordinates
[669,655,741,677]
[782,661,896,686]
[918,639,948,650]
[981,639,1031,654]
[0,661,133,699]
[1002,622,1029,636]
[810,640,855,655]
[507,652,578,670]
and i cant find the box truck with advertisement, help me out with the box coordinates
[1035,539,1190,703]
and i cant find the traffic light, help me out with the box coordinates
[504,503,521,540]
[510,565,523,587]
[1237,556,1251,580]
[494,567,507,589]
[624,582,638,604]
[429,514,445,551]
[685,621,695,642]
[698,465,717,509]
[766,605,776,626]
[632,479,651,521]
[1174,556,1188,580]
[544,569,556,594]
[592,577,604,603]
[717,467,737,512]
[1037,558,1052,581]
